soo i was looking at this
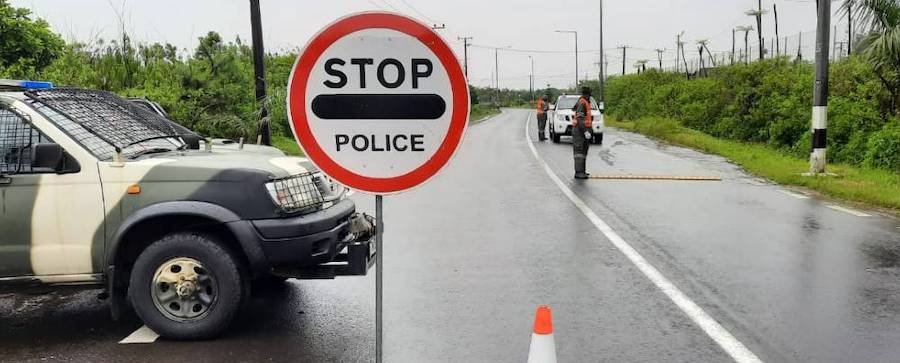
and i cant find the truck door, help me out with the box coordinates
[0,103,105,279]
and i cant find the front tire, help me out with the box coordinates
[128,232,245,340]
[593,132,604,145]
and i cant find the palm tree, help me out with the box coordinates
[746,1,768,61]
[736,25,755,64]
[843,0,900,110]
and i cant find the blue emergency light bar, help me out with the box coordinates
[0,79,54,89]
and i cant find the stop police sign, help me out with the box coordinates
[287,12,470,194]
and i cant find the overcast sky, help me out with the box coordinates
[13,0,849,89]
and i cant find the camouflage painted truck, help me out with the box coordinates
[0,80,376,339]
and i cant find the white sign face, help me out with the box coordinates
[288,12,469,194]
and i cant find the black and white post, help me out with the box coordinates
[811,0,830,174]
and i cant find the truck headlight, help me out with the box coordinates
[265,173,325,213]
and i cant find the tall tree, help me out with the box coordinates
[843,0,900,111]
[0,0,65,76]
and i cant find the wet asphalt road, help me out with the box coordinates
[2,108,899,362]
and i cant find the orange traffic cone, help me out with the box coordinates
[527,305,557,363]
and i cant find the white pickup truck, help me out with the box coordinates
[547,94,604,144]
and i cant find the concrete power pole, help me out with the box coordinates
[655,48,665,69]
[619,45,629,75]
[599,0,605,103]
[774,3,780,56]
[810,0,831,174]
[249,0,270,145]
[458,36,472,79]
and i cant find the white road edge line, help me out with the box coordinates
[825,204,872,217]
[524,115,763,363]
[119,325,159,344]
[777,190,810,199]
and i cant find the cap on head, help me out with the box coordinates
[581,86,592,96]
[542,95,549,101]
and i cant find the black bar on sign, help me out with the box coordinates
[312,94,446,120]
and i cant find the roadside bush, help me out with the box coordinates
[605,57,896,172]
[865,121,900,172]
[632,116,680,139]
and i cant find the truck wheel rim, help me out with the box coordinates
[151,257,217,321]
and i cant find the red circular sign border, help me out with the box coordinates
[287,12,470,194]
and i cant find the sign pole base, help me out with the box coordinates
[375,195,383,363]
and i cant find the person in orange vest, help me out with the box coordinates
[535,94,550,141]
[572,87,593,179]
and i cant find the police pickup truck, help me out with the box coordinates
[0,80,375,340]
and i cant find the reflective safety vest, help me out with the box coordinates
[571,97,593,128]
[536,99,546,115]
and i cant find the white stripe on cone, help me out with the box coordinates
[527,332,557,363]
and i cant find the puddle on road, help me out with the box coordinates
[862,243,900,269]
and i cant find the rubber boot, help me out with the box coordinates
[538,130,546,141]
[574,155,589,179]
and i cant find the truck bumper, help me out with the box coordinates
[239,199,376,279]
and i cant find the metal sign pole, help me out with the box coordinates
[375,195,384,363]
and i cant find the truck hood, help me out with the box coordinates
[114,149,317,182]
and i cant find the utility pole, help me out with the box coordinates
[832,25,837,62]
[249,0,270,145]
[494,47,500,105]
[528,55,535,102]
[810,0,831,174]
[655,48,665,69]
[848,5,852,56]
[731,28,736,65]
[619,45,629,75]
[797,31,803,61]
[746,0,766,61]
[458,36,472,79]
[774,2,780,56]
[599,0,605,103]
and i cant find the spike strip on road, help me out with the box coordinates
[588,175,721,181]
[525,114,764,363]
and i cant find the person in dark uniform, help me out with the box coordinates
[571,87,593,179]
[535,95,550,141]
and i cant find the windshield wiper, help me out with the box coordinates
[128,147,174,159]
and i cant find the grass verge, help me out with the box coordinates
[607,117,900,212]
[272,134,303,156]
[470,104,501,124]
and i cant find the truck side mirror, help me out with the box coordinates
[31,143,64,171]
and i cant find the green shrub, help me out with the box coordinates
[865,122,900,172]
[605,57,895,171]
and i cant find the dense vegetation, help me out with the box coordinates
[603,57,900,173]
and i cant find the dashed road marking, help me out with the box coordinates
[525,115,763,363]
[119,325,159,344]
[826,205,872,217]
[777,190,810,199]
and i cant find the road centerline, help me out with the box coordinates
[524,114,763,363]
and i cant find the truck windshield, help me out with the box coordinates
[556,97,599,110]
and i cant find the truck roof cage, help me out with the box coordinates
[24,88,193,156]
